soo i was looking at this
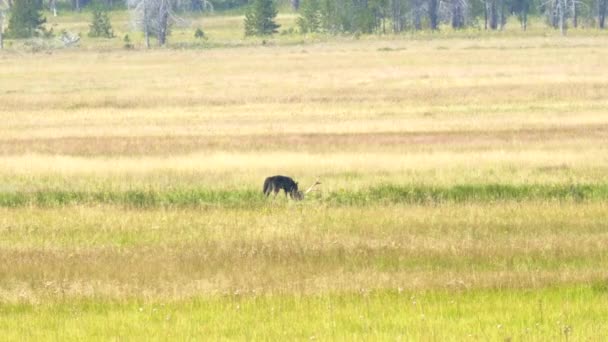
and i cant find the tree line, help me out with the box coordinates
[290,0,607,34]
[0,0,606,49]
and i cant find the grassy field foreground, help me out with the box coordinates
[1,34,608,338]
[0,203,607,339]
[2,287,607,340]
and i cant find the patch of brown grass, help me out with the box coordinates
[0,124,606,156]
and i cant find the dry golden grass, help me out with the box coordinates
[1,203,607,302]
[2,37,608,113]
[0,124,606,155]
[1,36,608,190]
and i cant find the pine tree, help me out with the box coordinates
[6,0,46,38]
[297,0,321,33]
[88,7,114,38]
[244,0,280,36]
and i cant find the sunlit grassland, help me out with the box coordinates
[1,29,608,338]
[2,287,608,340]
[1,36,607,193]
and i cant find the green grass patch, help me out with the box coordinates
[334,183,608,205]
[1,286,607,340]
[1,183,607,208]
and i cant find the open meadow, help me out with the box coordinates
[1,13,608,339]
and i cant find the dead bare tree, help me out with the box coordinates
[488,0,497,29]
[451,0,467,28]
[144,0,149,47]
[486,0,505,30]
[157,0,169,45]
[171,0,213,12]
[411,0,422,30]
[483,0,487,28]
[386,0,406,32]
[515,0,529,30]
[129,0,188,46]
[0,10,3,50]
[0,0,6,49]
[49,0,57,16]
[571,0,577,27]
[598,0,606,28]
[428,0,439,29]
[544,0,570,34]
[558,0,566,34]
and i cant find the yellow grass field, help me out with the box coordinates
[1,21,608,339]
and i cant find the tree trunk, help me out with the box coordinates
[484,0,488,29]
[0,13,3,50]
[291,0,299,10]
[50,0,57,16]
[429,0,439,30]
[520,0,528,30]
[499,0,505,30]
[144,0,150,48]
[551,0,559,28]
[158,0,168,46]
[559,0,565,35]
[451,0,464,29]
[599,0,606,29]
[572,0,577,28]
[391,0,403,32]
[489,0,498,29]
[413,0,421,30]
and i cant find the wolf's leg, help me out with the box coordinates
[265,184,274,197]
[266,183,276,197]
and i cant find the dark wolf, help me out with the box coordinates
[263,176,321,200]
[263,175,299,199]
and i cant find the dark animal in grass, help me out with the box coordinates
[263,175,321,200]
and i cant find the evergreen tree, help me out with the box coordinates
[319,0,336,32]
[6,0,46,38]
[244,0,280,36]
[88,6,114,38]
[297,0,321,33]
[312,0,384,34]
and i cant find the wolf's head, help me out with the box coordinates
[292,190,304,201]
[292,180,320,201]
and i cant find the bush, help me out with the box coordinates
[123,34,133,49]
[88,8,114,38]
[194,27,205,39]
[244,0,280,36]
